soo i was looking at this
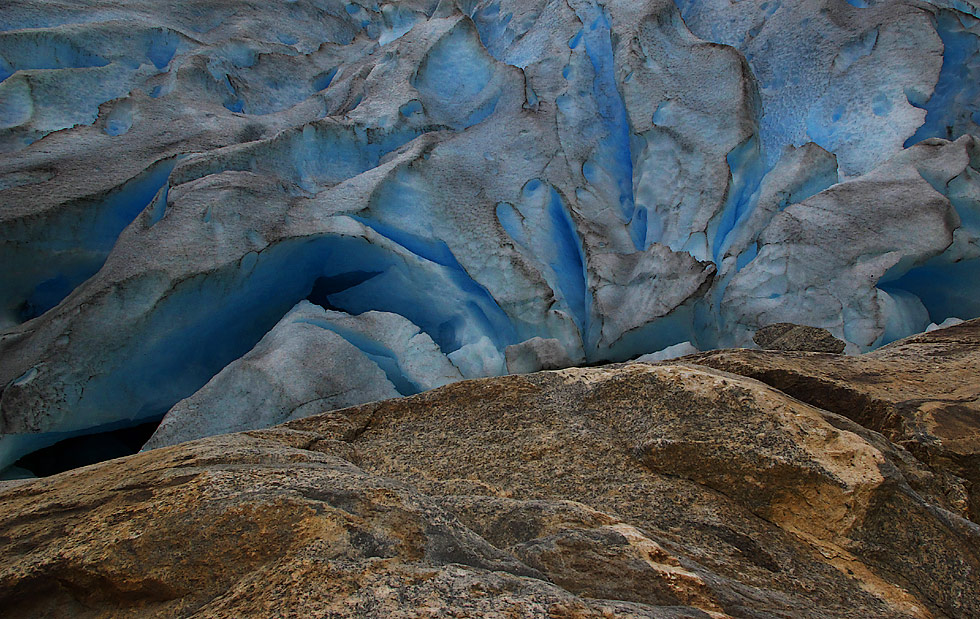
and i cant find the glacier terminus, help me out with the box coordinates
[2,0,980,473]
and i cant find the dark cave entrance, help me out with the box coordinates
[12,419,162,477]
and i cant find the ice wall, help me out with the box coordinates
[2,0,979,472]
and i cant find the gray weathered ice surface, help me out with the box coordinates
[634,341,699,363]
[144,301,464,448]
[2,0,980,469]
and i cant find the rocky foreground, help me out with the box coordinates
[1,320,979,618]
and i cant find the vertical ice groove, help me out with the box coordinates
[631,205,648,250]
[572,1,638,235]
[710,136,767,263]
[547,188,592,347]
[502,180,594,352]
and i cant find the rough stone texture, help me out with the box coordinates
[753,323,847,353]
[689,317,980,523]
[3,322,980,617]
[505,337,581,374]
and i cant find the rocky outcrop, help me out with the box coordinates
[505,337,582,374]
[688,317,980,523]
[2,322,979,618]
[753,323,846,353]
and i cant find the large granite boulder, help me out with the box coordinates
[2,321,980,617]
[753,323,847,353]
[689,317,980,523]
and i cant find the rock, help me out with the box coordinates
[752,323,846,353]
[3,327,980,617]
[689,317,980,522]
[442,496,726,614]
[505,337,581,374]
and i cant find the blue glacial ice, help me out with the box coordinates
[3,0,980,473]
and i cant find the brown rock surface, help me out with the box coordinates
[2,323,980,618]
[753,323,847,354]
[687,318,980,522]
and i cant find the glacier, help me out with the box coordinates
[2,0,980,473]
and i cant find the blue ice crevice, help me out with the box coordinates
[353,161,520,355]
[880,261,980,329]
[708,135,768,264]
[0,157,178,327]
[351,216,518,353]
[0,226,527,470]
[546,188,591,341]
[497,180,595,351]
[905,10,980,146]
[876,164,980,329]
[569,3,639,242]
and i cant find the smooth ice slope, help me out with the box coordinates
[142,300,467,449]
